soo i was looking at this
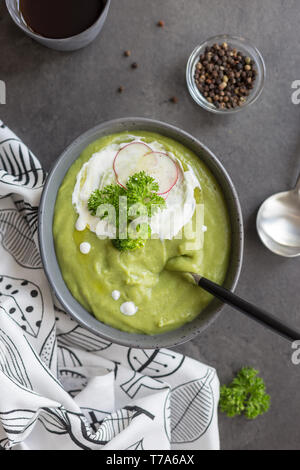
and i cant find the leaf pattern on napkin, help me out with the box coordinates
[59,369,88,398]
[15,407,95,450]
[39,408,98,450]
[94,406,154,444]
[0,275,44,338]
[121,371,169,399]
[13,199,39,234]
[80,408,110,432]
[38,408,70,436]
[170,368,215,444]
[0,409,38,447]
[0,209,42,268]
[127,348,185,378]
[164,390,171,442]
[0,329,32,390]
[57,325,112,352]
[57,346,82,368]
[39,323,56,369]
[126,438,144,450]
[0,139,45,189]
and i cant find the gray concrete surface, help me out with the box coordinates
[1,0,300,450]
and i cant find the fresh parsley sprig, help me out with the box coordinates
[219,367,270,419]
[88,171,166,251]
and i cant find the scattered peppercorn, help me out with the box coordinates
[131,62,138,69]
[194,43,257,110]
[170,96,178,104]
[157,20,165,27]
[124,50,131,57]
[117,86,124,93]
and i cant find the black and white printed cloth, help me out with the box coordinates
[0,121,220,450]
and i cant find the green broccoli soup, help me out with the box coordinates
[53,131,231,334]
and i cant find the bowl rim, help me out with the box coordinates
[38,117,244,349]
[186,34,266,114]
[5,0,111,43]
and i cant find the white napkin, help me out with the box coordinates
[0,121,220,450]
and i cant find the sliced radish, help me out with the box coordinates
[137,152,179,194]
[113,142,151,189]
[113,143,179,195]
[163,163,183,200]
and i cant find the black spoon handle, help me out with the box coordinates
[197,276,300,342]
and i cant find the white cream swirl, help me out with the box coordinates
[72,137,200,240]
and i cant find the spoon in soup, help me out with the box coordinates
[256,172,300,257]
[190,273,300,342]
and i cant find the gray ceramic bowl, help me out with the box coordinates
[5,0,111,51]
[39,118,244,349]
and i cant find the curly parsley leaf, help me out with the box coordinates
[88,183,123,216]
[219,367,270,420]
[126,172,164,217]
[87,171,166,251]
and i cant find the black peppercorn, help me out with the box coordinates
[193,41,257,110]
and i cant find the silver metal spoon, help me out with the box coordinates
[256,173,300,257]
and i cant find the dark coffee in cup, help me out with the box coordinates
[19,0,106,39]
